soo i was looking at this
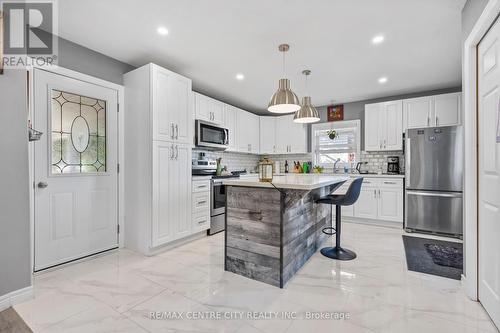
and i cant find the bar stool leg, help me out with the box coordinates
[320,205,357,260]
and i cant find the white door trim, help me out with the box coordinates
[463,0,500,301]
[28,64,125,276]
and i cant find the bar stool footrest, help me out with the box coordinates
[322,227,336,235]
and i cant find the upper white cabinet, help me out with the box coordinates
[237,108,260,154]
[403,92,461,130]
[365,100,403,151]
[223,105,238,151]
[194,92,224,125]
[259,117,277,154]
[152,65,192,144]
[434,93,461,127]
[275,114,308,154]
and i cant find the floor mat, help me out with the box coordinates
[402,235,463,280]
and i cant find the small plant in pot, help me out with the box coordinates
[327,130,338,140]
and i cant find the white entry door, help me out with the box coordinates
[33,69,119,271]
[477,18,500,328]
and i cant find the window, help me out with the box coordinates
[51,89,107,174]
[311,120,361,169]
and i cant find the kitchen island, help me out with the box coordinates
[222,174,348,288]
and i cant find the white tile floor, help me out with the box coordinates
[15,223,498,333]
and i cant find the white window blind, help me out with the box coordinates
[312,120,360,168]
[315,127,358,154]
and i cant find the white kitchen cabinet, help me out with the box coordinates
[124,63,196,255]
[237,108,259,153]
[275,114,308,154]
[403,92,461,130]
[152,142,192,247]
[260,117,277,154]
[194,92,224,125]
[364,103,382,151]
[224,105,238,151]
[352,177,403,224]
[377,180,404,222]
[354,187,379,219]
[364,100,403,151]
[152,65,192,144]
[192,179,210,233]
[403,96,432,130]
[434,93,461,127]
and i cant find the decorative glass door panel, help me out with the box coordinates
[51,89,106,174]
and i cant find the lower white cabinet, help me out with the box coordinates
[332,177,404,224]
[152,142,192,247]
[192,179,211,233]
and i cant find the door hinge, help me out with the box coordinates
[117,163,120,173]
[117,224,120,234]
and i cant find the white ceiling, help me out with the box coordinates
[58,0,466,114]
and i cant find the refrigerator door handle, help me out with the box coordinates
[406,190,462,198]
[405,138,410,187]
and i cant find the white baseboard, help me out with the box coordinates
[0,286,34,312]
[146,231,208,256]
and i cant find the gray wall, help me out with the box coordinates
[0,37,133,299]
[58,37,134,84]
[313,87,462,150]
[462,0,489,40]
[0,69,32,297]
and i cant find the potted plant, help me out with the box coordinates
[327,130,337,140]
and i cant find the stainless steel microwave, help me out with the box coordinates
[195,120,229,150]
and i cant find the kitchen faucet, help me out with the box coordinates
[333,158,341,173]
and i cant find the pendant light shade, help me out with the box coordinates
[268,78,301,113]
[268,44,301,113]
[293,70,320,123]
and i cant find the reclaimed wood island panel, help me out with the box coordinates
[222,175,348,288]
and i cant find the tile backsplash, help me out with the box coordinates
[359,151,405,174]
[193,150,405,175]
[192,150,261,173]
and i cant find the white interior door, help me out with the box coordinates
[477,18,500,329]
[34,69,119,271]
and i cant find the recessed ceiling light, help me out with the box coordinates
[235,73,245,81]
[378,77,388,84]
[372,35,384,44]
[157,26,169,36]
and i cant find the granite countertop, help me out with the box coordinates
[221,174,349,190]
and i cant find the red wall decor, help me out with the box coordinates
[327,104,344,122]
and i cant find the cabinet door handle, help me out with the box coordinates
[383,181,397,185]
[383,139,386,149]
[170,144,175,159]
[436,116,439,126]
[175,124,179,139]
[175,145,179,159]
[378,189,381,197]
[427,117,430,127]
[197,200,207,205]
[171,123,175,139]
[374,189,377,198]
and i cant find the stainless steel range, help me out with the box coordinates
[192,156,243,235]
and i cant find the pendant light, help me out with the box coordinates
[268,44,301,113]
[293,70,320,123]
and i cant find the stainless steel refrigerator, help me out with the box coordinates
[405,126,463,237]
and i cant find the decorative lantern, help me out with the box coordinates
[259,158,274,182]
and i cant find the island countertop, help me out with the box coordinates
[221,174,349,190]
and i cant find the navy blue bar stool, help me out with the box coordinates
[316,177,364,260]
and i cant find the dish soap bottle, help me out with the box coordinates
[284,160,289,173]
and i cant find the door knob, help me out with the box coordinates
[38,182,48,189]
